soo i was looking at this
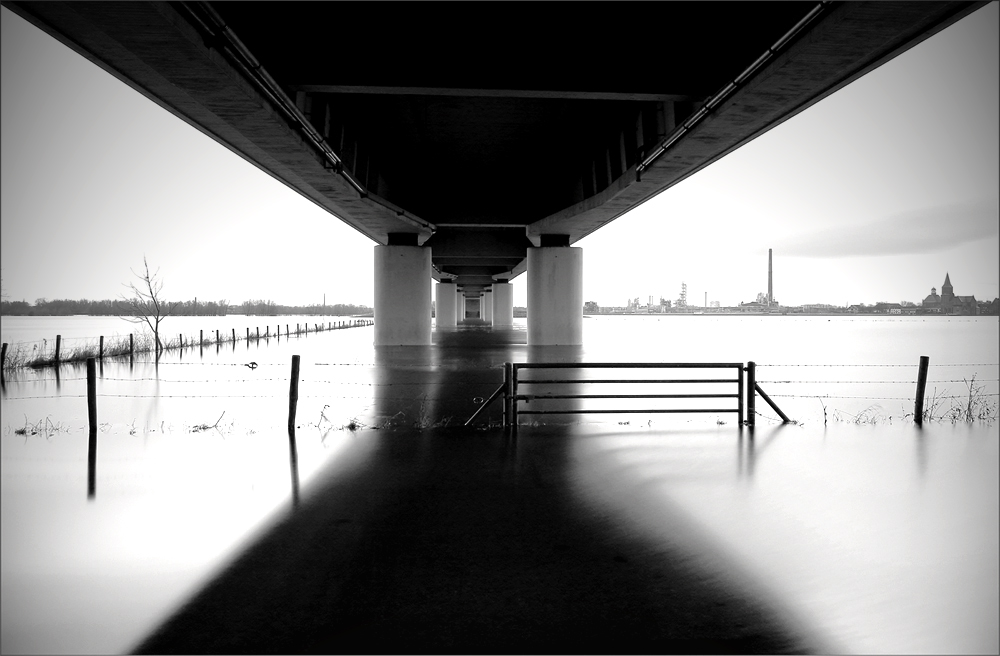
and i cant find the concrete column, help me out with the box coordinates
[493,280,514,327]
[527,246,583,345]
[435,282,457,327]
[459,295,467,322]
[483,289,493,324]
[374,244,431,345]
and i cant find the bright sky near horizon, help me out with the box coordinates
[2,5,998,309]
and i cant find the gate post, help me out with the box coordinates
[737,364,745,426]
[503,362,513,431]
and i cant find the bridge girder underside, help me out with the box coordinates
[4,1,984,288]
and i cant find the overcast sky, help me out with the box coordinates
[2,4,997,308]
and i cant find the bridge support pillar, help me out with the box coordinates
[435,282,458,327]
[374,244,431,345]
[483,289,493,324]
[527,245,583,345]
[492,280,514,327]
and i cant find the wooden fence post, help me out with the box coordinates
[288,355,301,434]
[232,328,236,343]
[747,361,756,428]
[55,334,62,364]
[129,334,134,362]
[216,329,220,345]
[1,342,7,385]
[99,336,104,361]
[87,357,97,499]
[914,355,930,426]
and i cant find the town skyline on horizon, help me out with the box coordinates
[3,266,994,314]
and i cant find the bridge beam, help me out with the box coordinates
[435,281,458,328]
[374,244,431,345]
[492,281,514,327]
[527,242,583,345]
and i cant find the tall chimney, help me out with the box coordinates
[768,249,773,306]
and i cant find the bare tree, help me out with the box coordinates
[121,257,178,360]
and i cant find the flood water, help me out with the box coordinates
[1,315,997,653]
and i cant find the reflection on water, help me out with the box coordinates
[1,327,376,655]
[569,422,999,654]
[87,425,97,500]
[1,317,996,654]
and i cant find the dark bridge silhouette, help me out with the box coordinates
[4,1,981,344]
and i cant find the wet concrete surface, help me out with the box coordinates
[134,326,822,654]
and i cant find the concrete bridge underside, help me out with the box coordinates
[5,1,984,343]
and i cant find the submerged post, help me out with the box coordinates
[232,328,236,343]
[216,329,220,345]
[87,357,97,499]
[1,342,7,385]
[200,329,204,347]
[288,355,301,434]
[747,361,756,428]
[99,336,104,361]
[55,334,62,364]
[129,333,134,362]
[914,355,930,426]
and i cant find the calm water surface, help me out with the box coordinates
[1,315,997,653]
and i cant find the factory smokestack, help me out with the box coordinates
[768,249,773,307]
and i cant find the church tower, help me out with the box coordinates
[941,273,955,311]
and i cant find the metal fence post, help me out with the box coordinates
[510,364,519,432]
[747,361,756,428]
[503,362,512,429]
[737,363,744,426]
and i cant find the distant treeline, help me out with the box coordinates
[1,298,372,317]
[239,299,372,316]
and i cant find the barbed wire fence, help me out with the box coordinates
[2,355,511,437]
[754,362,999,424]
[0,319,374,374]
[3,355,998,433]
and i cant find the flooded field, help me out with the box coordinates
[1,315,997,653]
